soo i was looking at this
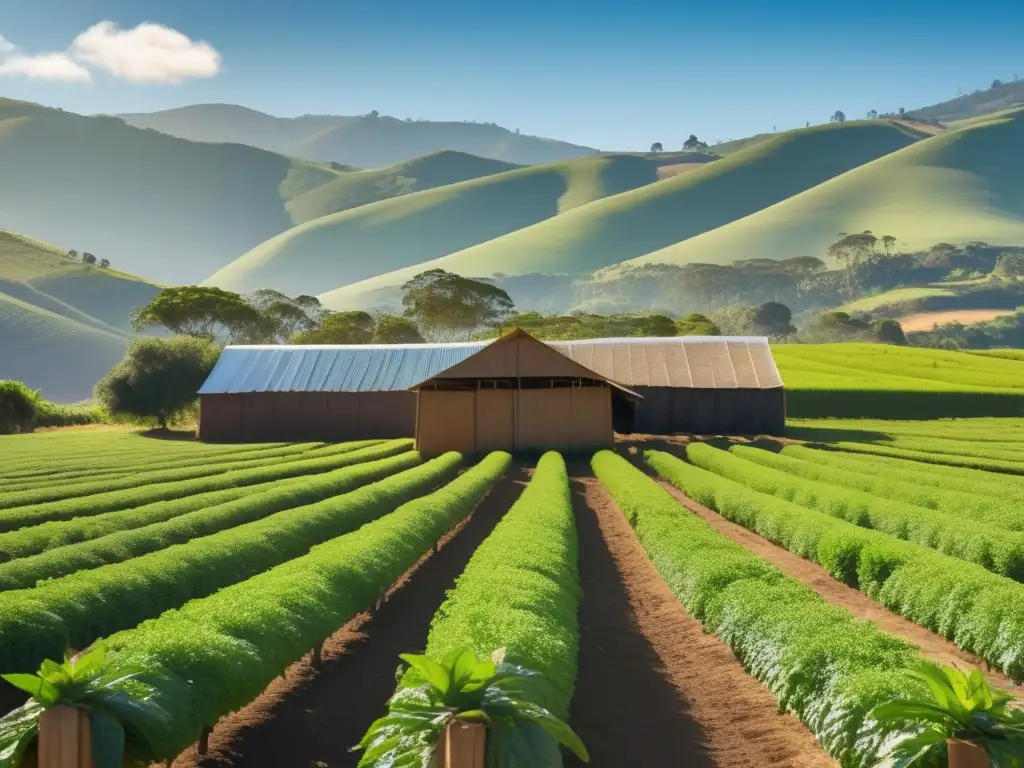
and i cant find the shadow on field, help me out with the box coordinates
[782,425,892,444]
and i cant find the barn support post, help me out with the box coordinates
[38,706,93,768]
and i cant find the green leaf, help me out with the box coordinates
[90,711,126,768]
[450,648,480,692]
[516,702,589,761]
[38,659,68,685]
[71,644,107,683]
[0,703,42,768]
[399,654,451,697]
[873,700,960,729]
[455,710,491,724]
[1,674,60,707]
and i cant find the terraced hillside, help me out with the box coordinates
[0,229,159,401]
[621,107,1024,272]
[0,99,346,284]
[317,120,923,310]
[205,154,667,297]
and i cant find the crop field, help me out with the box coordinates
[2,422,1024,768]
[774,343,1024,418]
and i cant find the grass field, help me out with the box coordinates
[318,121,923,310]
[2,421,1024,767]
[207,154,667,298]
[622,107,1024,272]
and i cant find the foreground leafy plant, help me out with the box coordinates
[0,642,186,768]
[871,664,1024,767]
[357,647,588,767]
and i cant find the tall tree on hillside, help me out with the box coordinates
[131,286,261,342]
[682,134,708,150]
[373,314,425,343]
[67,250,78,260]
[830,110,847,123]
[244,289,326,342]
[81,253,97,266]
[881,234,898,254]
[291,311,376,344]
[650,142,663,154]
[751,301,796,338]
[401,269,514,341]
[676,313,721,336]
[98,258,110,269]
[867,109,879,119]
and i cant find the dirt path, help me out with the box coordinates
[172,466,530,768]
[657,480,1024,695]
[565,469,835,768]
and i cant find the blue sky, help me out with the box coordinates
[1,0,1022,150]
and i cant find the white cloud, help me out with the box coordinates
[70,21,221,84]
[0,34,92,82]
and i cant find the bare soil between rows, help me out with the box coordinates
[172,465,531,768]
[655,479,1024,695]
[564,464,834,768]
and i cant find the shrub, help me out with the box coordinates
[0,381,40,434]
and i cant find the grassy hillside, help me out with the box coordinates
[0,229,160,402]
[286,150,522,224]
[910,79,1024,123]
[117,104,599,167]
[319,120,922,309]
[205,154,664,297]
[0,99,346,284]
[623,108,1024,273]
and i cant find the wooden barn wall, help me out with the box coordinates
[414,386,613,456]
[199,392,416,442]
[629,387,785,436]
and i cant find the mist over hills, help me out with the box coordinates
[116,104,600,167]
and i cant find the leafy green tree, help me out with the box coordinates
[638,313,677,336]
[650,142,663,153]
[682,134,707,150]
[98,258,110,269]
[373,314,425,343]
[67,249,78,260]
[401,269,515,340]
[751,301,796,337]
[994,252,1024,278]
[676,313,721,336]
[95,337,220,429]
[874,318,908,345]
[830,110,846,123]
[81,253,97,266]
[291,311,376,344]
[131,286,261,342]
[881,234,897,254]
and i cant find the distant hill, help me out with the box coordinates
[0,229,160,402]
[204,154,665,297]
[910,78,1024,123]
[116,104,600,168]
[0,99,346,284]
[318,120,923,310]
[286,150,523,224]
[618,108,1024,273]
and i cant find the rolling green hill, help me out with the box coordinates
[286,150,522,224]
[204,154,665,297]
[619,107,1024,273]
[0,99,347,284]
[909,78,1024,123]
[0,229,160,402]
[116,105,599,167]
[318,120,923,309]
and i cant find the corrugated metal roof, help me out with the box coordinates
[198,336,783,394]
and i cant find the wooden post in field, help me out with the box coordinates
[38,706,95,768]
[947,739,990,768]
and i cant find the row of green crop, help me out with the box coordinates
[93,452,512,760]
[0,441,331,493]
[0,441,375,508]
[686,443,1024,579]
[781,444,1024,501]
[0,452,462,673]
[828,441,1024,475]
[784,389,1024,419]
[647,450,1024,681]
[0,451,423,590]
[732,445,1024,530]
[592,451,926,768]
[408,451,580,717]
[0,439,410,533]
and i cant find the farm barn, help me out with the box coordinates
[197,329,785,445]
